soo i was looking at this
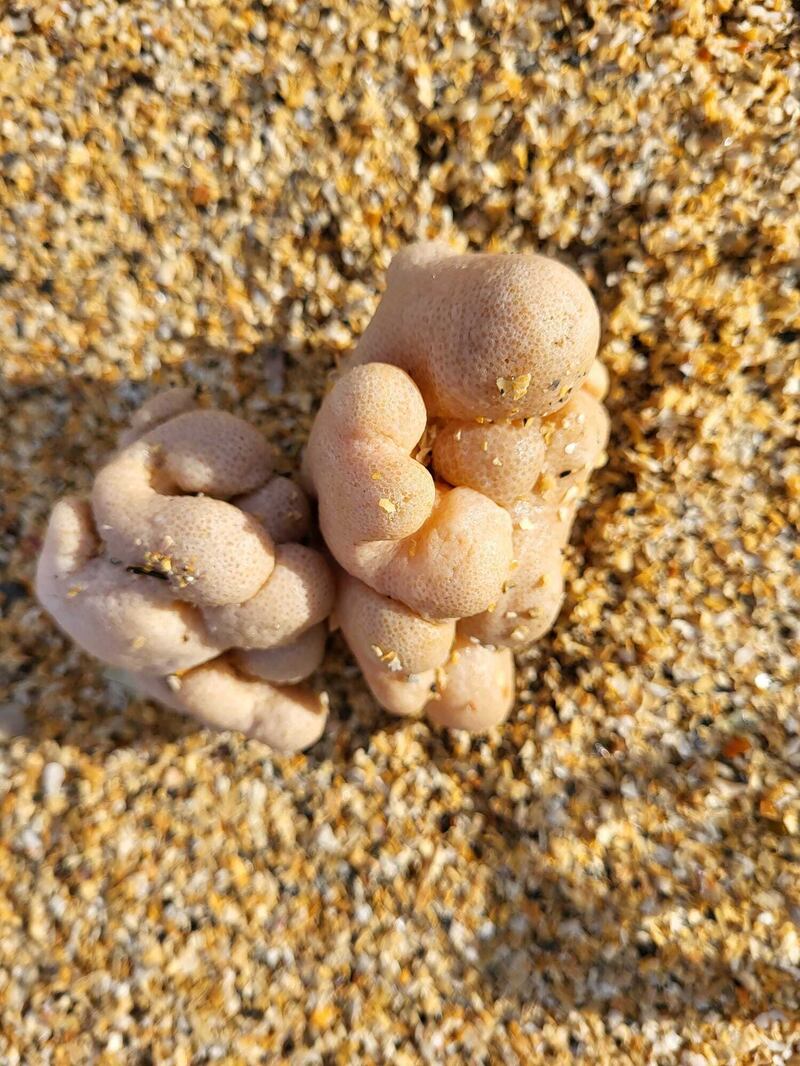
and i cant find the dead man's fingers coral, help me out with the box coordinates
[36,497,223,674]
[538,389,610,509]
[233,623,328,686]
[425,637,516,732]
[37,393,334,753]
[236,475,311,544]
[306,362,513,620]
[458,391,609,650]
[347,240,600,421]
[202,544,335,650]
[131,657,328,755]
[118,386,199,446]
[311,241,608,731]
[335,573,456,716]
[336,573,456,678]
[92,409,276,607]
[432,418,546,508]
[356,663,438,719]
[460,505,566,649]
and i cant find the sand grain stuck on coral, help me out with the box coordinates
[1,1,799,1063]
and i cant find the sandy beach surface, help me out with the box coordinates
[1,2,799,1062]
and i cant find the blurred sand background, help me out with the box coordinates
[1,1,799,1062]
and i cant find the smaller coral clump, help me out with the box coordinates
[36,389,334,753]
[307,241,609,732]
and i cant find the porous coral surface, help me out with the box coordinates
[36,390,333,753]
[1,2,799,1063]
[307,242,608,728]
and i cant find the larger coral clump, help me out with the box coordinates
[37,389,334,753]
[306,241,609,731]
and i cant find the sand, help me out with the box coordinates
[1,1,799,1062]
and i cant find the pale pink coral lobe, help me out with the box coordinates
[308,242,608,731]
[37,390,333,753]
